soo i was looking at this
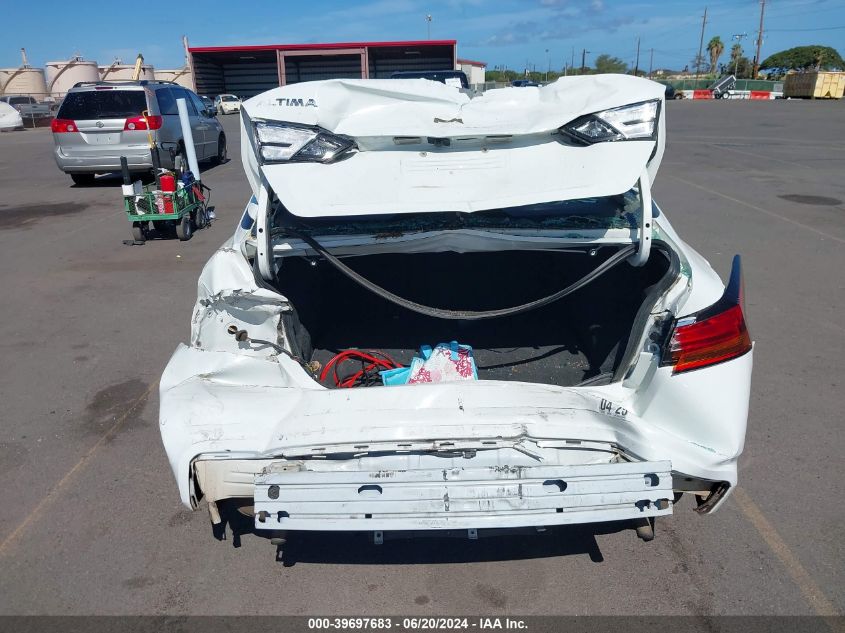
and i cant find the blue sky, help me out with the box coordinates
[2,0,843,72]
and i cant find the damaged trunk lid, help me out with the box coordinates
[239,75,666,218]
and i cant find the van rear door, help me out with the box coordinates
[55,88,149,156]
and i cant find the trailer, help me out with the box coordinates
[710,75,736,99]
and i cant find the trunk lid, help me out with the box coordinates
[240,75,665,217]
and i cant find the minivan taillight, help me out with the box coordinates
[51,118,77,133]
[662,254,752,374]
[124,115,162,131]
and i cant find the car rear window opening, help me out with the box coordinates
[57,91,148,120]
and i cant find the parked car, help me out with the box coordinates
[200,95,214,111]
[214,94,242,115]
[50,80,226,185]
[160,76,752,545]
[390,70,469,89]
[511,79,540,87]
[656,81,676,99]
[0,101,24,131]
[0,95,52,120]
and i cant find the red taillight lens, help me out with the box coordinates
[665,304,751,373]
[51,118,77,133]
[124,115,162,131]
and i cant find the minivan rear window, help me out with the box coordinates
[57,90,148,120]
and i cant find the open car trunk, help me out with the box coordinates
[274,245,674,388]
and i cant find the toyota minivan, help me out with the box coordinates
[51,81,226,185]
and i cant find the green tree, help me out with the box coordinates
[594,54,628,74]
[707,36,725,74]
[729,43,742,74]
[760,45,845,73]
[691,53,708,76]
[735,56,753,79]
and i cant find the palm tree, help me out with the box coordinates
[730,43,743,76]
[707,36,725,74]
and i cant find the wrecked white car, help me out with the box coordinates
[159,75,752,543]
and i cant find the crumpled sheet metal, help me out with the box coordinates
[190,239,288,356]
[243,74,664,137]
[239,75,665,216]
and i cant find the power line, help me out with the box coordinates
[766,25,845,31]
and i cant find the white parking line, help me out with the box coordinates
[708,143,815,170]
[0,380,158,557]
[732,487,840,618]
[668,174,845,245]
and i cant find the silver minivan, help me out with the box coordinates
[51,81,226,185]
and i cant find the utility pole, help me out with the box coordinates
[732,33,747,77]
[648,48,654,78]
[581,48,589,74]
[571,47,575,72]
[425,14,432,40]
[752,0,766,79]
[634,37,641,75]
[695,6,708,81]
[545,49,550,82]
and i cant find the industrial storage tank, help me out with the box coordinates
[99,62,155,82]
[0,66,49,100]
[155,68,194,89]
[1,50,50,100]
[46,57,100,100]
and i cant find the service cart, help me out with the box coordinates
[123,175,209,243]
[121,95,212,244]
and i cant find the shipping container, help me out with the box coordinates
[783,71,845,99]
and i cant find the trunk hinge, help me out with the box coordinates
[629,167,653,267]
[256,179,274,281]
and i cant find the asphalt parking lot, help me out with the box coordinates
[0,100,842,617]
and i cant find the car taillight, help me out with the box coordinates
[665,304,751,373]
[662,254,752,374]
[124,115,162,131]
[51,118,77,133]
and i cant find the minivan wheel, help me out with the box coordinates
[213,135,227,165]
[70,173,95,186]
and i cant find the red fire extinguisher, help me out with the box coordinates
[160,173,176,214]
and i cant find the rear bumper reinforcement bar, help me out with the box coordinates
[254,460,673,531]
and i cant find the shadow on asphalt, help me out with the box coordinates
[213,501,637,566]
